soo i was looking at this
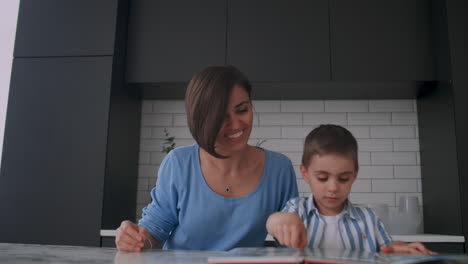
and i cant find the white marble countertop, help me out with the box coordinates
[101,230,465,243]
[0,243,225,264]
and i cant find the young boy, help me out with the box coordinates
[266,124,434,254]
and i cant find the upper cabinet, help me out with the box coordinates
[126,0,436,87]
[227,0,330,82]
[330,0,435,81]
[14,0,117,57]
[125,0,227,82]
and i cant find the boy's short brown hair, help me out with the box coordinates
[185,65,252,158]
[301,124,358,170]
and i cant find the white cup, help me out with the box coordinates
[399,196,420,213]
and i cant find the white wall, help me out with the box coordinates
[137,99,422,218]
[0,1,20,166]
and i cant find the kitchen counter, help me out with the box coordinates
[0,243,225,264]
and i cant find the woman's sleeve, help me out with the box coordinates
[138,151,180,245]
[279,158,299,209]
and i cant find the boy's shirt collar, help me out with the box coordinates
[306,194,358,220]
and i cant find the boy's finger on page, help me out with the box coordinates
[411,243,429,253]
[379,246,393,254]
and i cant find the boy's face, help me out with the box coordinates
[300,153,357,216]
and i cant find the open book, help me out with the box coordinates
[207,247,468,264]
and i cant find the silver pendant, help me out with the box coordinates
[224,184,232,193]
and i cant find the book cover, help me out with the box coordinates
[208,247,468,264]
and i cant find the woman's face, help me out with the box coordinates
[215,85,253,156]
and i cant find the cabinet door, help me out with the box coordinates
[0,57,112,246]
[227,0,330,82]
[330,0,434,81]
[14,0,117,56]
[126,0,227,82]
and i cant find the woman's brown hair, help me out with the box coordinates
[185,65,252,158]
[301,124,359,170]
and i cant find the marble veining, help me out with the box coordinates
[0,243,225,264]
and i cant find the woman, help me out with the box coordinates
[115,65,298,251]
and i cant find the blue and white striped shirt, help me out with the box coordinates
[282,195,392,252]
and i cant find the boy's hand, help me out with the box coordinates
[115,220,150,252]
[380,241,437,255]
[266,212,308,249]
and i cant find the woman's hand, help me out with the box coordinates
[380,241,437,255]
[266,212,307,249]
[115,220,151,252]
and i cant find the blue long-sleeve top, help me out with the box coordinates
[138,144,298,250]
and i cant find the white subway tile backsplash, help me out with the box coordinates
[369,100,414,112]
[140,139,164,151]
[137,178,149,191]
[294,167,302,179]
[358,152,372,166]
[371,126,415,138]
[345,126,371,138]
[357,139,393,152]
[152,126,192,139]
[259,113,302,126]
[372,152,417,165]
[252,100,281,112]
[297,179,310,193]
[140,127,151,139]
[349,193,396,206]
[372,180,418,192]
[392,113,418,125]
[359,166,394,179]
[325,100,369,112]
[141,114,172,127]
[138,165,159,179]
[393,139,420,151]
[173,114,188,126]
[303,113,347,125]
[138,99,423,211]
[262,139,303,152]
[281,100,324,112]
[137,190,151,205]
[139,152,150,165]
[348,113,391,125]
[281,126,315,139]
[353,180,372,192]
[153,100,185,113]
[250,126,281,139]
[394,166,421,179]
[150,152,166,165]
[282,152,303,166]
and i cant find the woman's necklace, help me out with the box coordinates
[224,184,232,193]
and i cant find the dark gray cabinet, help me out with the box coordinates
[330,0,435,81]
[227,0,330,82]
[14,0,117,57]
[0,57,111,245]
[0,0,140,246]
[125,0,227,82]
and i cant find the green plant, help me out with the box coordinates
[162,128,176,154]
